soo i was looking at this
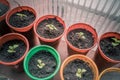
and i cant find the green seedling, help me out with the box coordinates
[16,13,27,18]
[111,38,120,47]
[76,68,87,78]
[46,24,58,30]
[76,32,86,40]
[37,59,45,69]
[7,44,19,53]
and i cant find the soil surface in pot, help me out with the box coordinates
[0,2,9,16]
[63,59,94,80]
[100,71,120,80]
[37,18,64,39]
[9,10,35,28]
[0,39,26,62]
[67,29,94,49]
[100,37,120,61]
[28,50,57,78]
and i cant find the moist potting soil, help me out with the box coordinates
[28,50,57,78]
[0,2,9,16]
[63,59,94,80]
[0,39,26,62]
[37,18,64,39]
[100,71,120,80]
[100,37,120,61]
[67,29,94,49]
[9,10,35,28]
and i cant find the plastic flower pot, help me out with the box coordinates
[0,0,10,22]
[99,68,120,80]
[34,15,66,49]
[60,54,99,80]
[24,45,61,80]
[0,33,29,71]
[65,23,98,55]
[95,32,120,72]
[0,0,11,37]
[6,6,37,32]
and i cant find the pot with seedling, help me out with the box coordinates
[60,54,99,80]
[0,0,11,37]
[24,45,61,80]
[0,33,29,71]
[65,23,98,55]
[34,15,66,49]
[99,68,120,80]
[94,32,120,72]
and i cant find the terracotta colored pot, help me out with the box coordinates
[0,0,10,22]
[0,33,29,71]
[65,23,98,55]
[99,68,120,80]
[0,0,11,37]
[95,32,120,72]
[6,6,37,32]
[34,15,66,49]
[60,54,99,80]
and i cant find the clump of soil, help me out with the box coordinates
[37,18,64,39]
[0,2,9,16]
[9,10,35,28]
[0,39,26,62]
[100,71,120,80]
[63,59,94,80]
[67,29,94,49]
[28,50,57,78]
[100,37,120,61]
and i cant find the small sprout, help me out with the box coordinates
[76,32,86,40]
[111,38,120,47]
[76,68,87,78]
[7,44,19,53]
[16,13,27,18]
[37,59,45,69]
[46,24,58,30]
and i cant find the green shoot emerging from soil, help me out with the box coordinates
[37,59,45,69]
[76,68,87,78]
[46,24,58,31]
[111,38,120,47]
[16,13,27,19]
[76,32,86,40]
[7,44,19,53]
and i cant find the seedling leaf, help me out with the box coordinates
[16,13,27,18]
[111,38,120,46]
[37,59,45,69]
[76,68,87,78]
[46,24,58,30]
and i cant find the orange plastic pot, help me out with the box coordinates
[6,6,37,32]
[0,33,29,66]
[60,54,99,80]
[34,15,66,49]
[65,23,98,55]
[0,0,10,22]
[99,68,120,80]
[95,32,120,72]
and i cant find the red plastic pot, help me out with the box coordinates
[0,0,10,22]
[0,33,29,71]
[34,15,66,49]
[6,6,37,32]
[95,32,120,72]
[65,23,98,55]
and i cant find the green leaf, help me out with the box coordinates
[16,13,27,17]
[13,44,19,48]
[112,42,119,47]
[112,38,120,43]
[7,50,15,53]
[9,46,14,49]
[46,24,58,30]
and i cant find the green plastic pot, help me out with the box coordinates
[24,45,61,80]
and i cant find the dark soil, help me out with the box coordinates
[37,18,64,39]
[100,71,120,80]
[63,59,94,80]
[9,10,35,28]
[0,39,26,62]
[100,37,120,61]
[0,2,9,16]
[28,50,57,78]
[67,29,94,49]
